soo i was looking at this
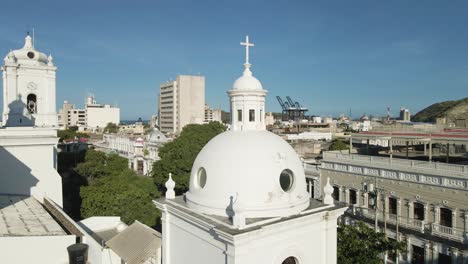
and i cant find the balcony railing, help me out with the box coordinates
[349,207,467,242]
[322,151,468,176]
[429,223,466,242]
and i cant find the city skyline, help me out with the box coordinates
[1,0,467,120]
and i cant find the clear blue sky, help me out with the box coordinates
[1,0,467,120]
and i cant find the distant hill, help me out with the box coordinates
[412,97,468,124]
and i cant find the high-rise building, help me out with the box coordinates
[400,107,411,121]
[158,75,205,134]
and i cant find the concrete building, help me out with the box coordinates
[320,129,468,263]
[204,104,222,123]
[400,107,411,122]
[158,75,205,134]
[85,95,120,130]
[58,96,119,130]
[285,131,332,141]
[155,36,346,264]
[58,100,76,127]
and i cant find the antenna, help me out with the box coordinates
[32,28,35,47]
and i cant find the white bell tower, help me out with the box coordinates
[2,34,57,127]
[0,34,62,206]
[228,36,267,131]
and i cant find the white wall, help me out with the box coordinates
[0,235,75,264]
[0,128,62,206]
[160,202,344,264]
[86,107,120,128]
[177,75,205,133]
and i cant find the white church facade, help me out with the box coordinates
[155,36,346,264]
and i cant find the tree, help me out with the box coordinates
[152,122,225,194]
[329,139,349,151]
[75,149,131,181]
[80,171,160,227]
[337,222,406,264]
[58,128,89,142]
[104,122,119,133]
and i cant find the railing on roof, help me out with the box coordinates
[323,151,468,175]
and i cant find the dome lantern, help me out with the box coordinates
[228,35,267,131]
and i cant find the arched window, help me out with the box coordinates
[27,94,37,114]
[282,256,297,264]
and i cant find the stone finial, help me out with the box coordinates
[165,173,175,199]
[47,54,54,66]
[232,195,246,229]
[5,50,16,63]
[323,177,334,205]
[24,35,33,49]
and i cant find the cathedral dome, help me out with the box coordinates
[185,130,310,218]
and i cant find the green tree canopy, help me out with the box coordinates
[152,122,226,194]
[58,128,89,142]
[104,122,119,133]
[329,139,349,151]
[338,222,406,264]
[80,171,160,227]
[75,149,128,180]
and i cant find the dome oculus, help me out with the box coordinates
[27,51,35,59]
[196,167,207,189]
[279,169,294,192]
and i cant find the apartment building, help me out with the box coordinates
[204,104,222,123]
[320,131,468,263]
[158,75,205,134]
[58,101,86,127]
[58,96,120,130]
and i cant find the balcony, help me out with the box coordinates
[430,223,466,242]
[349,207,467,243]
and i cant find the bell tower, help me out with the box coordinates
[2,34,57,127]
[0,34,62,206]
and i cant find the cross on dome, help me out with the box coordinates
[240,35,254,66]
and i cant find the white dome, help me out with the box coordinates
[147,128,167,144]
[185,130,310,218]
[232,74,263,91]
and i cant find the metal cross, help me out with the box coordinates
[240,35,254,65]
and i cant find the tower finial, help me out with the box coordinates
[165,173,176,199]
[240,35,255,75]
[323,177,334,205]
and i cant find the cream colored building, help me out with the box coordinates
[204,104,222,123]
[85,95,120,130]
[158,75,205,134]
[320,151,468,263]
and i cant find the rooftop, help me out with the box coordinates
[0,195,66,237]
[155,196,346,236]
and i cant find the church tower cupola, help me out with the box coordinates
[2,34,58,127]
[228,36,267,131]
